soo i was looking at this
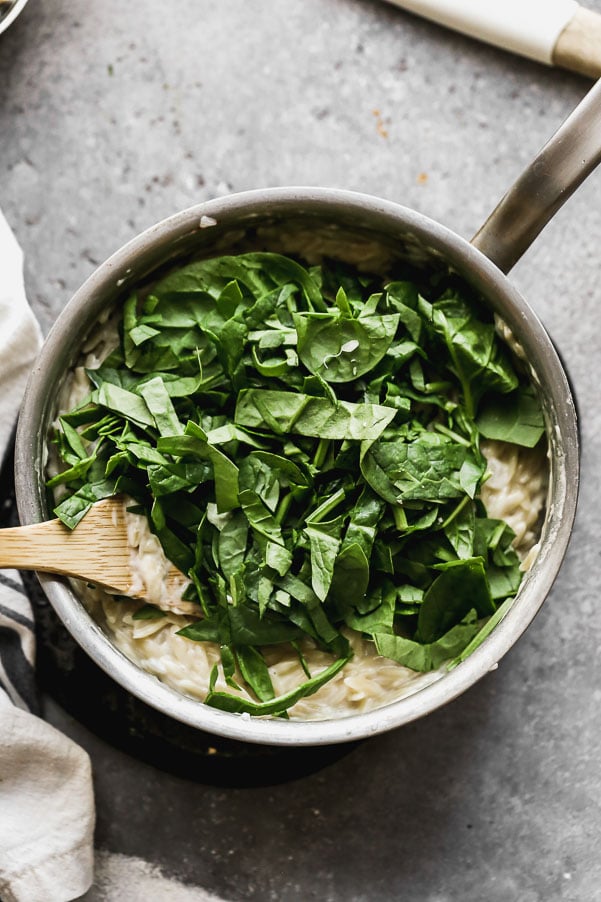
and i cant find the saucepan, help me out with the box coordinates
[14,79,600,746]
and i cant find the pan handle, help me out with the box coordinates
[471,78,601,274]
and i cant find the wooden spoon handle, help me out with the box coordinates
[0,498,190,606]
[0,499,135,590]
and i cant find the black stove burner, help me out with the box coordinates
[2,444,355,787]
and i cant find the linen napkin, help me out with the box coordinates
[0,208,95,902]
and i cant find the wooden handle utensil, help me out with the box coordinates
[0,497,184,601]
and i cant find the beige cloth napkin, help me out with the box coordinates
[0,208,95,902]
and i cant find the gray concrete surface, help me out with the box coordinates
[2,1,601,899]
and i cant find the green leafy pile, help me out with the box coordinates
[49,252,545,717]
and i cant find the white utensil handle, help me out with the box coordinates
[386,0,579,64]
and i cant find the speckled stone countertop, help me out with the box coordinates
[1,2,601,900]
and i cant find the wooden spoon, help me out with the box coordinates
[0,497,190,606]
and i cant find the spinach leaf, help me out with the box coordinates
[97,383,155,429]
[235,389,397,440]
[294,311,400,382]
[218,512,249,580]
[476,386,545,448]
[304,518,342,602]
[235,646,276,702]
[415,557,494,644]
[374,612,482,671]
[362,435,485,504]
[205,652,350,716]
[139,376,184,436]
[430,294,518,416]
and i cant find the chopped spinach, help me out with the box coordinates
[49,252,544,716]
